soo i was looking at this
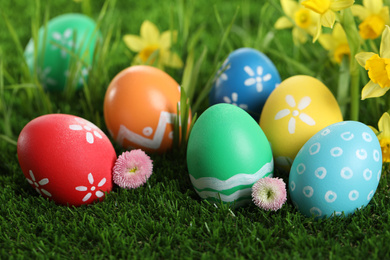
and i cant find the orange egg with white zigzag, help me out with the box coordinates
[103,65,190,153]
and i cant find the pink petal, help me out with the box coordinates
[252,177,287,211]
[113,149,153,189]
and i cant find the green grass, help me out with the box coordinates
[2,0,390,258]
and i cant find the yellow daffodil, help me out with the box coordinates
[369,112,390,163]
[301,0,355,41]
[355,26,390,99]
[351,0,389,40]
[318,23,350,63]
[274,0,320,44]
[123,20,183,69]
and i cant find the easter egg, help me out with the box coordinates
[187,103,273,207]
[259,75,343,170]
[209,48,281,119]
[289,121,382,218]
[17,114,116,206]
[24,13,101,91]
[104,65,189,153]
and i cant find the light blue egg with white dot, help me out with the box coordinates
[289,121,382,218]
[209,48,281,120]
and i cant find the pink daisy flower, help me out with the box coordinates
[112,149,153,189]
[252,177,287,211]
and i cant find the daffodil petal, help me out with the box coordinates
[160,30,177,50]
[361,80,390,99]
[368,125,379,135]
[330,0,354,11]
[312,19,322,42]
[321,10,336,28]
[378,112,390,138]
[123,35,145,52]
[380,26,390,58]
[363,0,383,14]
[281,0,299,18]
[162,51,183,68]
[351,5,370,20]
[141,20,160,43]
[332,23,348,43]
[318,34,334,50]
[380,7,390,24]
[275,16,293,29]
[355,52,377,67]
[292,27,308,44]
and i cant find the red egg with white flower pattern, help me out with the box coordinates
[17,114,116,206]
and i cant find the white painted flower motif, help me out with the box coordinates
[78,67,90,85]
[51,28,74,58]
[26,170,52,197]
[69,117,103,144]
[274,95,315,134]
[37,67,57,88]
[215,58,231,87]
[64,66,90,86]
[75,173,106,202]
[223,92,248,110]
[244,66,272,92]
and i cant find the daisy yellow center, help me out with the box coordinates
[301,0,331,15]
[294,8,312,29]
[334,43,350,64]
[365,54,390,89]
[380,138,390,163]
[259,188,275,202]
[359,15,386,40]
[128,167,138,174]
[139,44,160,62]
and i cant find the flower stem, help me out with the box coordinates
[339,8,361,121]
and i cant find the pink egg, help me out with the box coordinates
[17,114,116,206]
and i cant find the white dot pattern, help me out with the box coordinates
[330,147,343,157]
[349,190,359,201]
[297,163,306,174]
[303,186,314,198]
[340,167,353,179]
[324,190,337,203]
[289,121,382,218]
[309,143,321,155]
[356,149,367,160]
[363,169,372,181]
[314,167,327,179]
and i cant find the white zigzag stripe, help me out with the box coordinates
[194,188,253,202]
[189,159,273,191]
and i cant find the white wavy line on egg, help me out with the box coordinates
[194,188,253,202]
[189,158,273,191]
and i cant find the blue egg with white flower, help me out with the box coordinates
[209,48,281,119]
[289,121,382,219]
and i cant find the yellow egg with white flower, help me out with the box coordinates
[259,75,343,171]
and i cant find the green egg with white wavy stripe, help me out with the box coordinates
[187,103,273,207]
